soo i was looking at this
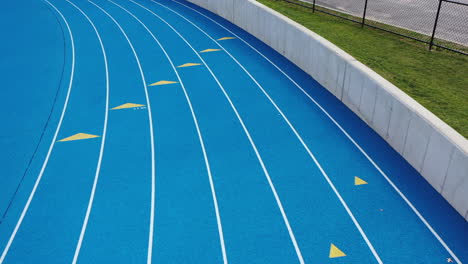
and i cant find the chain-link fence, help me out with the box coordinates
[281,0,468,55]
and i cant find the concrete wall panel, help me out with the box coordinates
[284,27,309,71]
[358,77,378,125]
[442,148,468,218]
[218,0,234,22]
[318,51,346,99]
[342,61,365,115]
[371,88,392,139]
[387,100,412,154]
[421,132,454,192]
[403,115,433,171]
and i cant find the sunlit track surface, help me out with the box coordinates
[0,0,467,263]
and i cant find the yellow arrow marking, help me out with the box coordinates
[329,244,346,258]
[148,80,177,86]
[111,103,145,110]
[177,63,201,68]
[218,37,236,41]
[200,49,221,53]
[58,133,100,142]
[355,176,368,186]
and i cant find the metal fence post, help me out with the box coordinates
[429,0,443,50]
[361,0,369,27]
[312,0,316,13]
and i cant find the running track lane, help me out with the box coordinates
[0,0,466,263]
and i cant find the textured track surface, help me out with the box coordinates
[0,0,467,263]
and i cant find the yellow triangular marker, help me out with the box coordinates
[329,244,346,258]
[355,176,368,186]
[177,63,201,68]
[200,49,221,53]
[218,37,236,41]
[58,133,100,142]
[111,103,145,110]
[148,80,177,86]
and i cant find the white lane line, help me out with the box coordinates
[84,1,157,263]
[131,1,305,263]
[106,1,228,263]
[0,1,76,262]
[63,1,110,263]
[169,2,463,263]
[151,1,383,263]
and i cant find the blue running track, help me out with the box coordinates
[0,0,467,263]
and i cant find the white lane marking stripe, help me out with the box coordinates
[62,1,110,263]
[84,1,157,263]
[170,1,462,263]
[0,1,76,262]
[134,1,305,263]
[107,1,228,263]
[154,1,383,262]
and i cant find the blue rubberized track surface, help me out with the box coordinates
[0,0,467,263]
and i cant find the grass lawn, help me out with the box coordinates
[257,0,468,138]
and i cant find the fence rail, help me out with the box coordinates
[279,0,468,55]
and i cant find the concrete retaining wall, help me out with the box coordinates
[186,0,468,220]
